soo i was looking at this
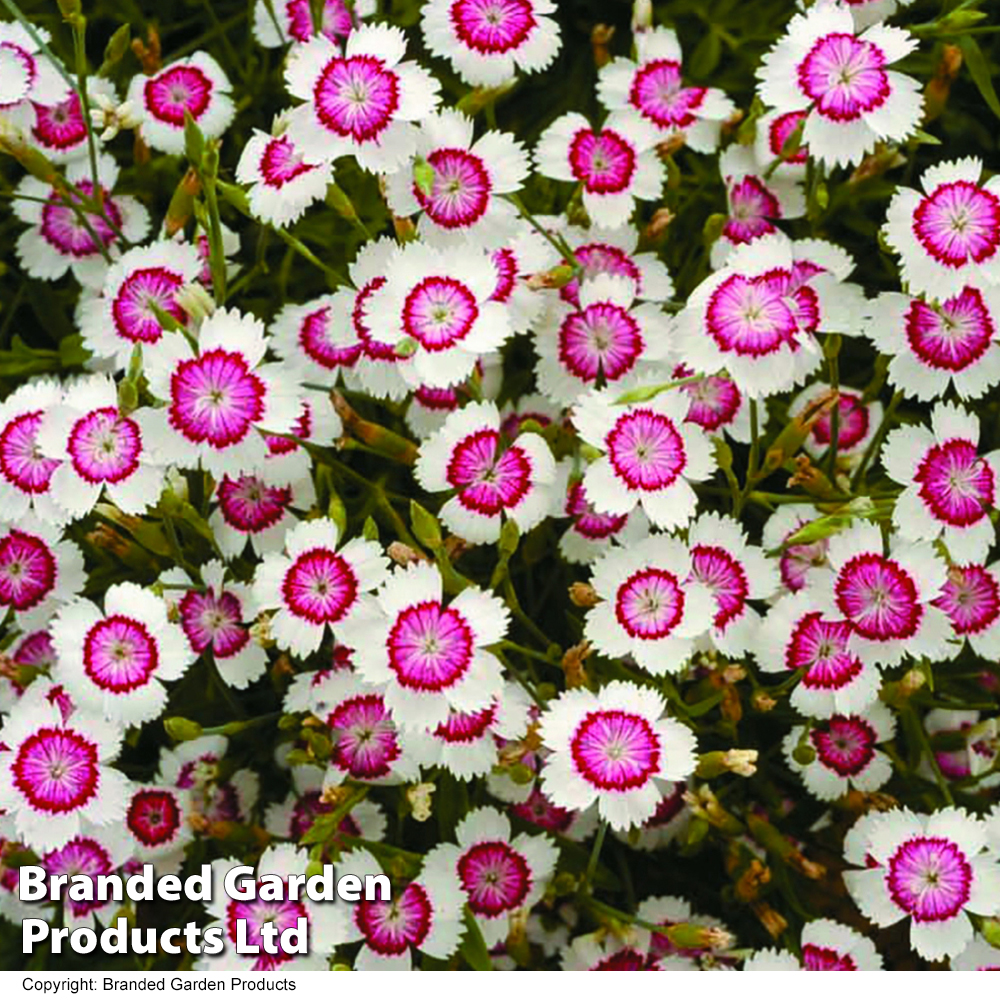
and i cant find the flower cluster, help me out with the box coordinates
[0,0,999,974]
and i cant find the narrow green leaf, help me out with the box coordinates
[959,36,1000,121]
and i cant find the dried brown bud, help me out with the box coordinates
[569,582,600,608]
[752,901,788,940]
[591,24,615,68]
[734,859,771,902]
[561,640,592,689]
[642,207,675,246]
[751,691,777,712]
[387,541,429,566]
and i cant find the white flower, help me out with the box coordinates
[788,381,882,468]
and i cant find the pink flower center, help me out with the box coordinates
[387,600,474,691]
[354,277,401,361]
[706,273,799,357]
[913,181,1000,268]
[802,945,856,971]
[328,693,401,779]
[286,0,354,42]
[68,407,142,485]
[615,568,685,640]
[810,392,870,451]
[402,276,479,350]
[767,110,809,164]
[490,248,518,303]
[42,837,114,919]
[565,481,628,541]
[835,553,921,641]
[415,148,491,228]
[511,787,574,833]
[458,841,531,917]
[915,438,994,527]
[797,33,889,122]
[217,475,292,533]
[127,789,181,847]
[313,54,400,142]
[934,565,1000,635]
[227,889,308,970]
[259,135,316,188]
[433,702,496,743]
[570,709,661,791]
[904,287,996,372]
[32,92,86,151]
[568,129,636,195]
[810,715,877,776]
[0,410,59,495]
[282,547,358,625]
[13,726,99,814]
[447,429,532,515]
[356,882,432,955]
[786,612,863,691]
[886,837,972,923]
[112,266,188,345]
[558,301,643,382]
[629,59,706,130]
[606,408,686,491]
[449,0,536,54]
[145,65,214,126]
[0,529,56,611]
[298,304,362,369]
[40,181,122,258]
[179,588,248,658]
[83,615,159,693]
[169,348,266,449]
[724,176,780,245]
[690,544,748,630]
[559,242,642,308]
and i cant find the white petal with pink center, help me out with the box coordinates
[421,0,561,88]
[884,158,1000,297]
[31,76,117,164]
[252,0,375,48]
[0,23,69,108]
[51,582,195,727]
[597,26,735,154]
[883,402,1000,564]
[126,51,235,155]
[0,514,84,632]
[761,502,831,596]
[784,701,895,801]
[534,274,673,407]
[535,112,665,229]
[342,561,508,731]
[125,783,194,867]
[252,517,389,657]
[386,109,529,248]
[806,522,955,668]
[756,3,923,168]
[200,844,340,971]
[687,511,779,657]
[37,375,164,518]
[585,534,715,675]
[0,690,128,852]
[788,381,882,467]
[415,400,556,544]
[423,806,558,947]
[78,241,203,370]
[270,292,364,383]
[14,153,150,289]
[285,25,440,174]
[539,680,697,831]
[571,389,715,531]
[326,847,464,970]
[844,807,1000,961]
[757,590,882,718]
[364,241,512,389]
[754,109,810,181]
[799,918,883,970]
[143,307,303,477]
[863,284,1000,402]
[933,560,1000,661]
[235,123,332,228]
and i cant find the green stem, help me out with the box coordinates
[581,820,608,895]
[850,390,903,491]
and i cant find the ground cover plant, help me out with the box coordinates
[0,0,999,973]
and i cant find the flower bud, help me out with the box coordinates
[164,717,203,742]
[407,782,436,822]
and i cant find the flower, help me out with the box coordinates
[534,112,664,228]
[756,1,923,168]
[884,158,1000,297]
[933,561,1000,661]
[342,561,509,730]
[252,0,371,48]
[78,240,203,369]
[753,109,809,180]
[676,234,864,399]
[127,52,235,155]
[843,808,1000,961]
[415,400,556,544]
[284,25,440,173]
[863,283,1000,402]
[326,847,465,970]
[423,806,558,947]
[805,523,954,668]
[265,770,386,844]
[31,77,117,164]
[745,918,882,970]
[51,582,195,728]
[0,515,84,632]
[143,307,303,477]
[675,365,751,443]
[687,511,779,656]
[597,26,735,153]
[171,560,267,690]
[0,22,70,109]
[235,122,332,228]
[37,374,164,518]
[269,292,363,384]
[788,381,882,468]
[571,389,715,530]
[125,783,193,872]
[0,689,128,852]
[420,0,561,88]
[533,274,672,406]
[784,702,896,800]
[200,844,339,971]
[362,241,512,388]
[761,503,830,594]
[882,402,1000,563]
[538,680,697,830]
[13,152,149,289]
[584,534,715,675]
[385,109,529,248]
[252,517,389,657]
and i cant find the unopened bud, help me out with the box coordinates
[569,582,599,608]
[526,264,576,290]
[642,207,675,245]
[664,923,732,952]
[164,717,203,742]
[561,640,592,689]
[175,282,215,322]
[407,782,436,822]
[591,24,615,68]
[387,541,427,566]
[752,691,777,712]
[250,613,274,648]
[631,0,653,33]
